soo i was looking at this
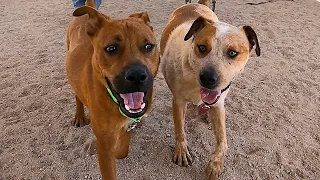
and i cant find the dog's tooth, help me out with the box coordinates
[127,106,144,114]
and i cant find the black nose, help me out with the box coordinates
[125,64,148,83]
[200,66,218,89]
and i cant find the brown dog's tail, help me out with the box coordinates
[86,0,96,9]
[198,0,210,7]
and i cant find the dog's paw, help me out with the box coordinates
[172,141,192,166]
[205,155,223,180]
[72,115,90,127]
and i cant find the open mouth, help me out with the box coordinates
[119,93,146,114]
[200,87,221,106]
[106,80,148,119]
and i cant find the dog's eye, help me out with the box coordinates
[227,50,238,58]
[144,44,154,52]
[198,45,206,53]
[104,45,117,54]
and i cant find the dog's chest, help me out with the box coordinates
[178,85,202,105]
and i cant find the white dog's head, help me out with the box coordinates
[184,17,260,105]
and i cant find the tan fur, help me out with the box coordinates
[66,6,159,179]
[160,3,217,55]
[160,3,260,180]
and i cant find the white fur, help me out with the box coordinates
[213,89,229,106]
[215,22,239,38]
[216,24,230,38]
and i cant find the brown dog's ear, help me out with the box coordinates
[184,17,209,41]
[242,26,260,56]
[129,12,150,24]
[73,6,108,36]
[129,12,153,31]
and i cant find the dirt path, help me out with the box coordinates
[1,0,319,179]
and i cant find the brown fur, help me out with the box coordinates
[86,0,96,8]
[65,6,159,179]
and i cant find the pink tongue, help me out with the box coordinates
[120,92,144,110]
[200,88,221,104]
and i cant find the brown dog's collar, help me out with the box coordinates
[106,88,143,123]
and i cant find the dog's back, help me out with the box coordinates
[66,0,96,51]
[65,1,97,107]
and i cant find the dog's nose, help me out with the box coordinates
[125,65,148,83]
[200,66,218,89]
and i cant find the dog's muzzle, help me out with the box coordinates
[105,64,153,121]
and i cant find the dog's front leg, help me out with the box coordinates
[116,131,132,159]
[96,133,118,180]
[205,105,228,180]
[172,97,192,166]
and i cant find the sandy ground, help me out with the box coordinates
[1,0,320,179]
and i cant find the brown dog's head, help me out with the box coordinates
[184,17,260,105]
[73,6,160,118]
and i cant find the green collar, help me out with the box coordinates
[107,88,142,123]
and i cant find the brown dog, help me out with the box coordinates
[160,0,260,179]
[65,0,160,179]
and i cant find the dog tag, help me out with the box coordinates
[199,104,210,114]
[127,123,137,132]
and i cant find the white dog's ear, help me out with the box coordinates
[73,6,109,36]
[241,26,260,56]
[184,17,210,41]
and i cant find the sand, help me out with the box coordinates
[1,0,319,179]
